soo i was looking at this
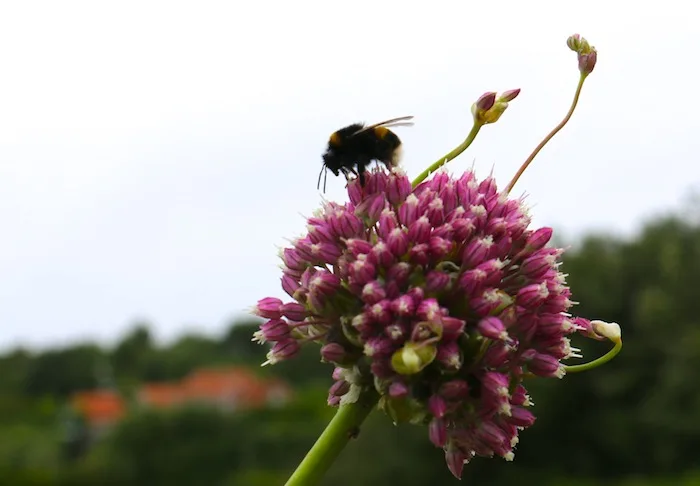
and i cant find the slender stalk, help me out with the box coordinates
[285,389,380,486]
[505,73,588,195]
[411,122,483,188]
[564,337,623,374]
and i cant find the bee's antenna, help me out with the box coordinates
[323,167,328,193]
[317,164,326,192]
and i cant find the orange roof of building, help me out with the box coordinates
[179,366,292,407]
[71,389,125,425]
[138,383,184,407]
[70,367,294,426]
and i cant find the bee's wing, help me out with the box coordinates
[351,116,415,136]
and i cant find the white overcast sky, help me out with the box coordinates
[1,1,698,350]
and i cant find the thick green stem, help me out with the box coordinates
[411,122,483,188]
[285,388,380,486]
[564,337,622,374]
[505,73,588,195]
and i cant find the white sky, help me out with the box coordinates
[1,1,698,350]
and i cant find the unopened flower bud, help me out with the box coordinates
[525,351,565,378]
[441,316,466,340]
[408,215,432,244]
[481,101,509,124]
[365,170,388,195]
[462,235,494,268]
[445,443,468,479]
[390,294,416,317]
[368,299,392,325]
[347,179,363,205]
[329,379,351,398]
[253,318,290,344]
[280,302,307,321]
[388,381,409,398]
[263,338,300,365]
[511,384,533,407]
[416,298,442,321]
[371,241,394,269]
[471,90,518,125]
[524,226,553,252]
[440,379,470,400]
[345,238,373,257]
[476,421,508,454]
[483,341,513,368]
[307,221,335,244]
[329,210,363,239]
[253,297,283,319]
[391,342,437,375]
[571,317,603,340]
[426,270,452,292]
[386,171,412,206]
[281,248,307,271]
[567,33,583,52]
[348,257,377,286]
[516,282,549,308]
[591,320,622,342]
[331,367,344,381]
[437,341,462,370]
[398,194,419,226]
[355,192,386,224]
[364,336,394,357]
[429,418,448,447]
[321,342,350,364]
[566,34,597,75]
[498,88,520,102]
[281,274,301,298]
[578,49,597,75]
[361,280,387,305]
[478,316,508,340]
[508,406,536,427]
[409,243,430,266]
[471,288,512,316]
[473,91,497,114]
[411,321,437,342]
[428,394,447,418]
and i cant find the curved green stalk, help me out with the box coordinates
[411,122,483,188]
[505,73,588,195]
[285,389,379,486]
[564,337,623,374]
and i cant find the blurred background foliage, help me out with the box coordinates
[2,202,700,485]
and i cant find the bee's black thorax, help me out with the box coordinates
[321,123,403,186]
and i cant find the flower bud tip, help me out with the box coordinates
[498,88,521,102]
[591,320,621,342]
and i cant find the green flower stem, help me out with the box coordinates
[285,388,380,486]
[564,337,623,374]
[411,121,483,188]
[505,73,588,195]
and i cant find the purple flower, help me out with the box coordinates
[253,169,597,479]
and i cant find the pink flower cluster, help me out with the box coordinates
[253,168,594,479]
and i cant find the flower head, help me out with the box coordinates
[567,33,597,75]
[472,89,520,125]
[254,168,597,478]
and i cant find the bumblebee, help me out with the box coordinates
[317,115,414,192]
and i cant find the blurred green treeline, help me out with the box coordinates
[2,203,700,486]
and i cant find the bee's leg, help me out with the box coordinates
[356,159,370,188]
[341,167,356,181]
